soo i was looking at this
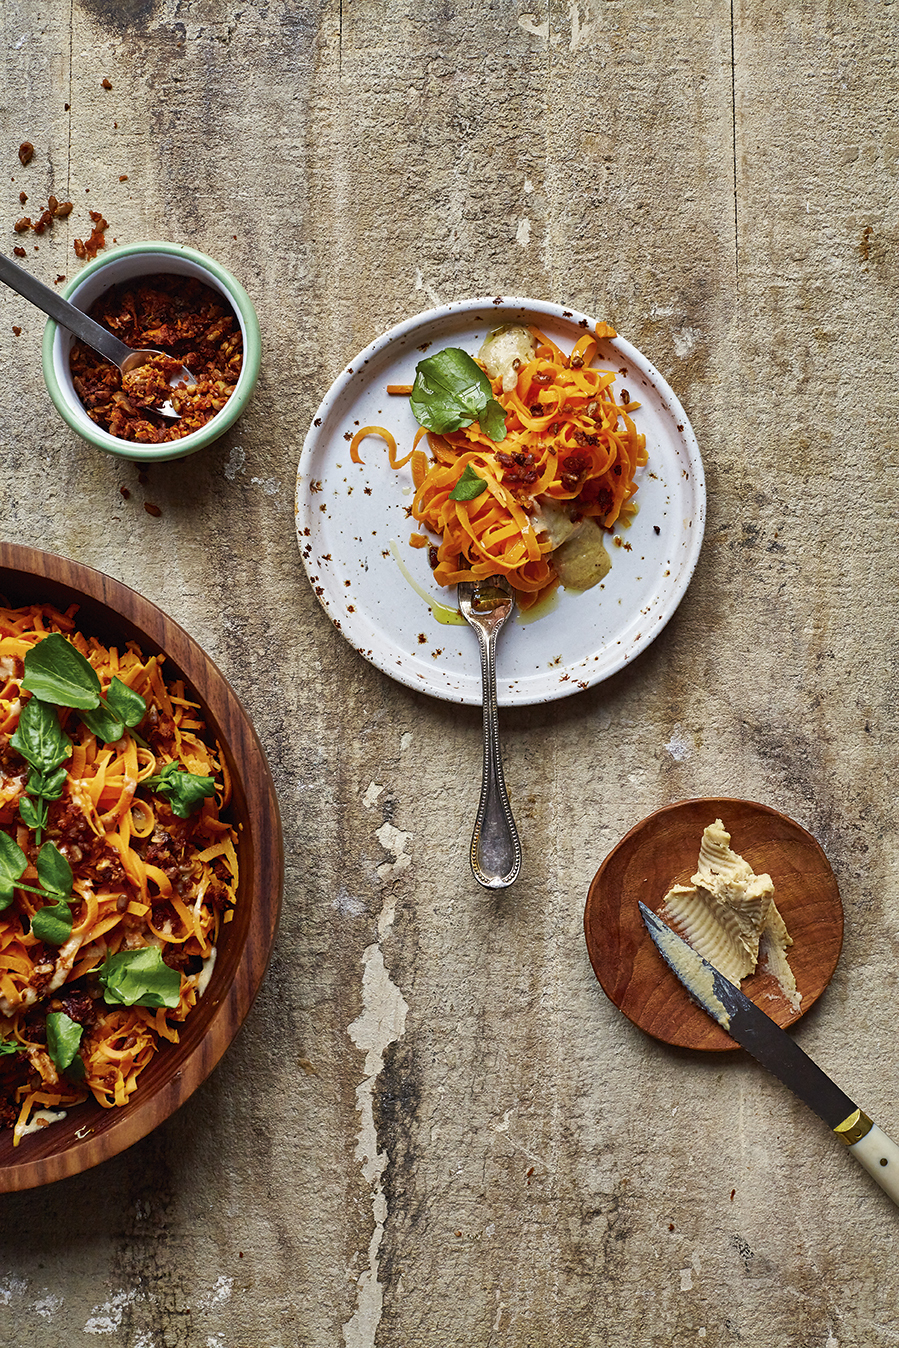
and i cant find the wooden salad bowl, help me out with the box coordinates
[584,797,843,1051]
[0,543,283,1190]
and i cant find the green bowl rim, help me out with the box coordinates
[41,240,262,462]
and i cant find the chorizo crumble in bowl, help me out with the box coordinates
[42,242,261,462]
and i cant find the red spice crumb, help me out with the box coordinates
[73,239,86,259]
[12,247,25,258]
[53,201,73,217]
[13,218,31,233]
[12,326,21,336]
[78,209,109,258]
[64,103,70,111]
[101,77,112,89]
[144,502,162,518]
[18,191,26,205]
[55,275,65,284]
[119,174,128,182]
[119,486,131,499]
[18,142,34,166]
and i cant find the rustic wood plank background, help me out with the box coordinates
[1,0,898,1343]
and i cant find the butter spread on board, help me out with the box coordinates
[659,818,801,1011]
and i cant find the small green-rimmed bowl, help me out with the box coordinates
[42,241,261,462]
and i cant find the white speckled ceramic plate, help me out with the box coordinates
[296,297,705,706]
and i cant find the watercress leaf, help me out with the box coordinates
[146,760,180,787]
[80,702,125,744]
[99,947,182,1009]
[31,899,73,946]
[478,397,507,443]
[0,1039,22,1055]
[106,678,147,730]
[64,1054,86,1081]
[18,796,46,833]
[28,764,68,802]
[20,633,102,710]
[45,1011,83,1072]
[10,697,72,771]
[36,842,72,898]
[144,762,216,819]
[409,348,496,435]
[449,464,488,502]
[0,831,27,890]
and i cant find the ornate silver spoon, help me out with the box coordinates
[457,569,522,889]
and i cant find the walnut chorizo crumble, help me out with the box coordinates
[69,273,243,443]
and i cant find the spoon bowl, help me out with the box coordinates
[0,253,193,416]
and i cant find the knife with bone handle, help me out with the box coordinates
[639,902,899,1206]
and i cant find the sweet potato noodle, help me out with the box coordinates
[69,273,242,443]
[0,602,238,1143]
[352,324,647,609]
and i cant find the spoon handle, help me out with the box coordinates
[0,253,130,365]
[470,621,522,889]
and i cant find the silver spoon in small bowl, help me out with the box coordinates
[457,567,523,889]
[0,253,194,418]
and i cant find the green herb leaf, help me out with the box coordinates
[449,464,488,501]
[106,677,147,730]
[0,831,27,911]
[28,765,68,802]
[10,697,72,771]
[80,702,126,744]
[31,899,73,946]
[98,947,182,1009]
[478,397,507,442]
[0,1039,22,1056]
[410,348,507,443]
[65,1054,86,1081]
[18,796,47,835]
[20,633,102,710]
[36,842,73,899]
[45,1011,83,1073]
[144,761,216,819]
[81,677,147,744]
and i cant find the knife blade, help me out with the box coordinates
[639,901,899,1206]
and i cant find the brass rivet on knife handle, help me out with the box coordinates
[834,1109,874,1146]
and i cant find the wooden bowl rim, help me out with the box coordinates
[0,543,283,1190]
[584,796,844,1052]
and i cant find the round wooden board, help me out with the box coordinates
[0,543,283,1191]
[584,798,843,1051]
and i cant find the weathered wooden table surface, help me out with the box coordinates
[2,0,898,1343]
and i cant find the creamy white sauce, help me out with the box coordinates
[195,947,217,997]
[14,1107,67,1144]
[477,324,538,394]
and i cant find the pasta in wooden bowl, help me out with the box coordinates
[0,543,282,1192]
